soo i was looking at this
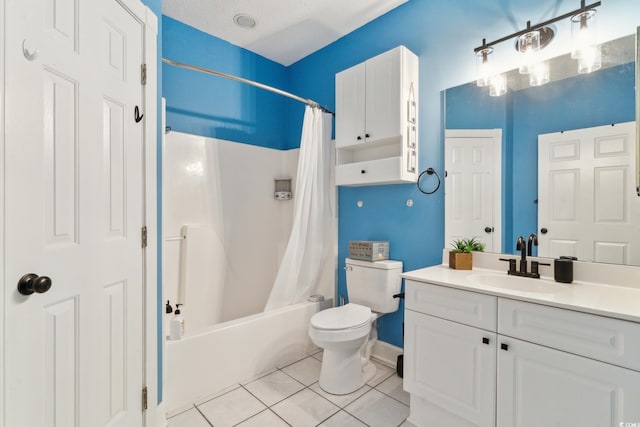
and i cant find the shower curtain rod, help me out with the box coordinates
[162,58,334,115]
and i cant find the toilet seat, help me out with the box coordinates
[311,303,371,331]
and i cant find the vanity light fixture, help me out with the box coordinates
[474,0,601,95]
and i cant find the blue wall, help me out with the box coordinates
[160,0,640,352]
[446,63,635,256]
[162,16,293,149]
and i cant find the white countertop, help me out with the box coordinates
[402,265,640,323]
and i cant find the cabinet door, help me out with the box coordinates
[365,48,401,142]
[497,337,640,427]
[335,63,365,148]
[404,310,496,427]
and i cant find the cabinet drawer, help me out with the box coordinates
[406,280,497,332]
[498,298,640,371]
[336,157,409,186]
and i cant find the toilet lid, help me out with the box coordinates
[311,303,372,330]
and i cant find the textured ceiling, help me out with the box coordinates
[162,0,409,66]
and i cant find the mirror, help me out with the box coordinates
[445,33,639,266]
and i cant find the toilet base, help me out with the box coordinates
[319,346,377,395]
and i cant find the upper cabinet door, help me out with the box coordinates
[335,63,365,148]
[365,48,401,143]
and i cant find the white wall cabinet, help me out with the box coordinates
[404,280,640,427]
[335,46,418,186]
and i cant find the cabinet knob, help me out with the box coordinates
[500,343,509,351]
[482,337,490,345]
[361,170,366,174]
[365,133,370,138]
[540,227,548,234]
[357,136,362,141]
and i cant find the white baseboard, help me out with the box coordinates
[371,340,403,368]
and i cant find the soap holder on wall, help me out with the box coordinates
[274,178,292,200]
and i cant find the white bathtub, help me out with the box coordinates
[165,300,323,414]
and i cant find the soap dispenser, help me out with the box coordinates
[170,304,184,340]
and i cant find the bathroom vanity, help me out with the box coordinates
[402,256,640,427]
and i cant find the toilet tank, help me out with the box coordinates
[345,258,403,313]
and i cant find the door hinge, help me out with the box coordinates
[142,386,148,411]
[141,64,147,85]
[141,226,148,248]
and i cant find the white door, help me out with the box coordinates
[538,122,640,264]
[404,311,496,427]
[445,129,502,252]
[497,337,640,427]
[5,1,146,426]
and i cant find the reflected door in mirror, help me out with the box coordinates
[445,129,502,252]
[538,122,640,264]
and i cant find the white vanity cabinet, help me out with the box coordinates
[403,279,640,427]
[335,46,418,186]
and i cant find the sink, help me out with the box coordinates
[469,272,569,294]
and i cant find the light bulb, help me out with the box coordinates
[529,61,550,86]
[517,30,541,74]
[577,44,601,74]
[476,47,493,87]
[571,10,597,59]
[489,73,507,97]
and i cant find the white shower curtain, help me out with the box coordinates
[265,106,333,311]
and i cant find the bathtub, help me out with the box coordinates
[165,299,326,414]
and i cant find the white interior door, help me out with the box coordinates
[445,129,502,252]
[4,1,146,426]
[538,122,640,265]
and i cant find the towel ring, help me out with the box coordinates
[417,167,441,195]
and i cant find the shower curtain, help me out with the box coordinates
[265,106,333,311]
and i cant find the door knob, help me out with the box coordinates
[484,226,494,233]
[17,273,52,295]
[540,227,548,234]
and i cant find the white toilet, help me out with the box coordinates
[309,258,403,395]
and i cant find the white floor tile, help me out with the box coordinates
[167,408,211,427]
[345,389,409,427]
[244,370,305,406]
[197,387,266,427]
[317,410,368,426]
[309,382,371,408]
[311,350,323,361]
[281,356,322,386]
[236,409,290,427]
[366,360,395,387]
[271,388,339,427]
[375,374,410,405]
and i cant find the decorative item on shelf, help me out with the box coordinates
[448,238,485,270]
[474,0,601,96]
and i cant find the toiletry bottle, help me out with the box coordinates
[170,304,184,340]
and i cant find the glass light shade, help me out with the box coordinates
[571,10,597,59]
[476,47,493,87]
[529,61,550,86]
[517,30,541,74]
[489,73,507,97]
[577,44,602,74]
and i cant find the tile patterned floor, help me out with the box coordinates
[167,351,415,427]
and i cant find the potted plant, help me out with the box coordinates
[449,238,485,270]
